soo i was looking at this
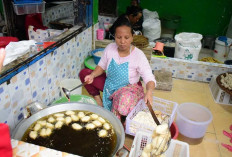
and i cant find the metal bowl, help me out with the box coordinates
[12,102,125,156]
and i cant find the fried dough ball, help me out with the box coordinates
[65,116,72,125]
[45,128,52,136]
[56,117,65,122]
[48,116,55,123]
[40,128,47,137]
[92,120,102,127]
[81,116,91,122]
[33,123,41,131]
[72,123,83,130]
[46,122,54,129]
[103,123,111,130]
[55,121,64,129]
[65,110,75,116]
[71,114,79,121]
[90,114,99,120]
[85,123,96,130]
[98,117,106,123]
[54,113,64,117]
[29,131,38,139]
[37,120,46,126]
[40,128,52,137]
[98,129,108,138]
[78,112,85,118]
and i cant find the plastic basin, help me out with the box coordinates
[91,48,104,65]
[53,95,97,105]
[170,122,179,139]
[176,103,212,140]
[59,78,82,96]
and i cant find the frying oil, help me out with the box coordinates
[22,111,117,157]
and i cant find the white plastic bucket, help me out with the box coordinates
[213,37,232,62]
[59,78,82,96]
[174,33,203,61]
[176,103,212,140]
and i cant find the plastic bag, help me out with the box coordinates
[142,18,161,41]
[3,40,36,66]
[143,9,159,20]
[174,33,203,61]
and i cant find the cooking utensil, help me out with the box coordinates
[12,102,125,156]
[146,101,160,125]
[146,101,171,156]
[62,82,86,99]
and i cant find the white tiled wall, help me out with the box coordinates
[0,27,92,132]
[42,2,74,27]
[150,56,232,82]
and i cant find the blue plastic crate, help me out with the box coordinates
[14,0,42,4]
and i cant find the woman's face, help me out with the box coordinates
[115,25,133,51]
[129,12,142,25]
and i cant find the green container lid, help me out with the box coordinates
[53,94,97,105]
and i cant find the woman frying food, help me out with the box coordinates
[79,18,156,120]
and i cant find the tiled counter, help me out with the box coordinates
[11,139,79,157]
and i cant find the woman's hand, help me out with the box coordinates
[144,89,153,105]
[145,81,155,105]
[84,73,95,84]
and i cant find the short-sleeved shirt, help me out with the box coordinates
[98,43,156,85]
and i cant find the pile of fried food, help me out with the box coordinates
[130,110,168,134]
[141,123,171,157]
[200,57,223,64]
[132,35,149,49]
[220,73,232,90]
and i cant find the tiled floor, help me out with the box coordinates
[82,78,232,157]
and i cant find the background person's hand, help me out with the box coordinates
[84,74,94,84]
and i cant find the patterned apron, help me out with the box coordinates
[102,57,130,111]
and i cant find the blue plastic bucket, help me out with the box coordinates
[91,48,104,65]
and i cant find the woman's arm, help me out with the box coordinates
[145,81,155,105]
[84,65,105,84]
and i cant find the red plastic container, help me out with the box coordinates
[0,37,19,48]
[43,41,56,49]
[170,122,179,139]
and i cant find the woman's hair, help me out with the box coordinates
[113,17,134,35]
[126,5,142,17]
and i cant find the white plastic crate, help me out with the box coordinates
[125,96,178,136]
[129,131,189,157]
[12,1,45,15]
[209,75,232,106]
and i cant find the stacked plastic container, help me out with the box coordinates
[12,0,45,15]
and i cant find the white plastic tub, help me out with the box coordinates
[174,33,202,61]
[176,103,212,140]
[213,37,232,62]
[59,78,82,96]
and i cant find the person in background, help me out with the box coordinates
[79,18,156,122]
[130,0,143,33]
[105,5,142,40]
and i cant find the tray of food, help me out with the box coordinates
[125,97,178,136]
[216,72,232,96]
[129,130,189,157]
